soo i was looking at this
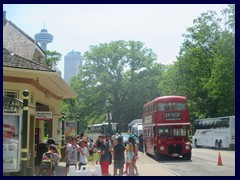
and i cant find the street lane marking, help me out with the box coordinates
[207,161,217,166]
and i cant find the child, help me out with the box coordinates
[39,144,56,176]
[53,144,62,176]
[78,138,88,170]
[88,138,94,161]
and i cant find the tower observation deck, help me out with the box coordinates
[34,27,53,51]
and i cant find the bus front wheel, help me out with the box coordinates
[183,152,192,160]
[195,139,199,148]
[145,144,148,155]
[154,147,161,161]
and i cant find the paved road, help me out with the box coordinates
[155,148,235,176]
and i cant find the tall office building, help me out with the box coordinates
[34,25,53,51]
[64,50,83,83]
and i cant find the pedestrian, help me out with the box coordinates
[77,132,84,147]
[138,133,143,152]
[131,134,139,175]
[113,135,119,146]
[126,136,135,176]
[39,144,56,176]
[97,134,110,176]
[94,136,102,165]
[88,138,94,161]
[52,144,62,176]
[65,136,79,176]
[113,136,125,176]
[106,134,113,165]
[118,130,123,138]
[78,138,88,170]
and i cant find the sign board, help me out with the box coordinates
[65,121,77,138]
[3,113,22,172]
[69,165,102,176]
[165,112,181,120]
[36,111,52,120]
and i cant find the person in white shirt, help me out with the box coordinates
[65,136,79,176]
[78,138,88,170]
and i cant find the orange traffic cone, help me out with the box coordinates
[217,152,223,166]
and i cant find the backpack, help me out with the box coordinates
[89,142,94,150]
[39,152,55,176]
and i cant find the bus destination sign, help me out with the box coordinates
[165,112,181,120]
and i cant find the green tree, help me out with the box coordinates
[70,40,157,131]
[174,5,235,120]
[45,50,62,67]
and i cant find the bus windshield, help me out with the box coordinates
[158,126,187,138]
[173,127,187,137]
[158,126,171,138]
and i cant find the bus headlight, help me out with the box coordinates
[160,146,164,151]
[185,145,190,150]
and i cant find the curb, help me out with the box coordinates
[141,152,181,176]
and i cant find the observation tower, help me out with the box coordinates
[34,24,53,51]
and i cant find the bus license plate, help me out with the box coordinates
[173,153,178,157]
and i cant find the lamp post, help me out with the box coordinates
[75,113,80,135]
[20,90,29,176]
[61,112,65,161]
[105,100,112,135]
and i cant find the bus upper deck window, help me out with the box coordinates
[173,102,186,110]
[164,103,171,111]
[158,103,165,111]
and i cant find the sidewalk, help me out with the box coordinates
[35,152,178,176]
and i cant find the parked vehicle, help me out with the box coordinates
[121,133,130,146]
[143,96,192,160]
[192,116,235,150]
[131,123,143,137]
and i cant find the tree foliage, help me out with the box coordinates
[45,50,62,67]
[174,5,235,120]
[62,5,235,132]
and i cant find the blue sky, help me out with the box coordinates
[3,4,228,78]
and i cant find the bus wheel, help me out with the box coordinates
[218,140,222,150]
[154,148,161,161]
[230,144,235,150]
[215,140,218,149]
[183,152,192,160]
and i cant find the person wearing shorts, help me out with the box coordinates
[98,134,110,176]
[113,136,125,176]
[65,136,78,175]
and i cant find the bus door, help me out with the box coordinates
[148,125,155,155]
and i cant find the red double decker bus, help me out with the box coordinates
[142,96,192,160]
